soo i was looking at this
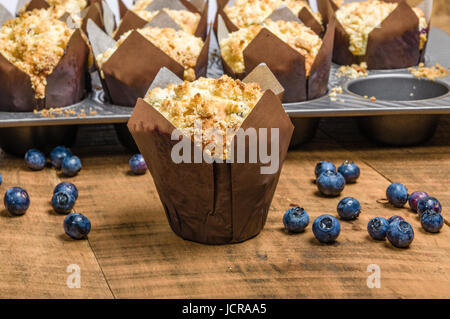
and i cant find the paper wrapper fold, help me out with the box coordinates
[88,19,211,107]
[115,0,209,40]
[318,0,432,69]
[127,73,293,244]
[0,29,89,112]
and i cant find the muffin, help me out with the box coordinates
[0,9,89,111]
[97,26,204,81]
[220,19,322,77]
[88,19,209,106]
[336,0,427,56]
[115,0,209,40]
[218,15,335,102]
[130,0,201,34]
[127,71,294,244]
[319,0,431,68]
[221,0,320,29]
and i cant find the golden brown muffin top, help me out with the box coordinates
[145,75,264,159]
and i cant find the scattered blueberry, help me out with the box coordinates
[4,187,30,216]
[337,161,360,183]
[386,183,408,208]
[387,219,414,248]
[312,214,340,243]
[337,197,361,220]
[417,196,442,216]
[52,191,76,214]
[61,155,82,177]
[24,149,46,171]
[50,146,72,169]
[129,154,147,175]
[317,170,345,197]
[53,182,78,200]
[0,173,2,185]
[367,217,389,241]
[408,191,429,213]
[283,206,309,233]
[64,213,91,239]
[387,215,404,224]
[420,210,444,233]
[314,161,336,178]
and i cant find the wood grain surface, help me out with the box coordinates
[0,114,449,299]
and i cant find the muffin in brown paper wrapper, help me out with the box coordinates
[87,18,211,107]
[214,0,322,35]
[317,0,433,69]
[217,8,336,103]
[127,66,294,244]
[0,28,89,112]
[115,0,209,40]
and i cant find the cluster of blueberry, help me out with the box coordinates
[367,183,444,248]
[315,160,360,196]
[284,161,445,248]
[25,146,82,177]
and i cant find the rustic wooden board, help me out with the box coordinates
[0,152,113,298]
[0,116,449,298]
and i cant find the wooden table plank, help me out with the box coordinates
[70,124,450,298]
[0,152,113,298]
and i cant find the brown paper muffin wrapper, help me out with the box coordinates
[87,18,211,107]
[318,0,432,69]
[127,66,293,244]
[0,29,89,112]
[115,0,209,40]
[218,8,335,103]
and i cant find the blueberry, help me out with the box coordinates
[387,219,414,248]
[387,215,404,224]
[408,191,429,213]
[0,173,2,185]
[50,146,72,169]
[386,183,408,208]
[417,197,441,216]
[337,197,361,220]
[314,161,336,178]
[317,170,345,197]
[24,149,46,171]
[52,191,76,214]
[312,214,340,243]
[64,213,91,239]
[61,155,82,177]
[4,187,30,216]
[53,182,78,200]
[420,210,444,233]
[337,161,360,183]
[283,206,309,233]
[367,217,389,241]
[129,154,147,175]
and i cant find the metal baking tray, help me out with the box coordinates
[0,27,448,153]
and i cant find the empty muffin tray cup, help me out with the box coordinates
[0,27,449,154]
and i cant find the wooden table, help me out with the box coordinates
[0,115,449,299]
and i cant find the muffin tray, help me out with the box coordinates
[0,27,448,129]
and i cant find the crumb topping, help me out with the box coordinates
[336,0,428,56]
[224,0,320,28]
[96,26,204,81]
[336,62,368,79]
[409,63,449,81]
[219,19,322,75]
[19,0,87,25]
[129,1,201,35]
[0,9,74,99]
[144,75,264,159]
